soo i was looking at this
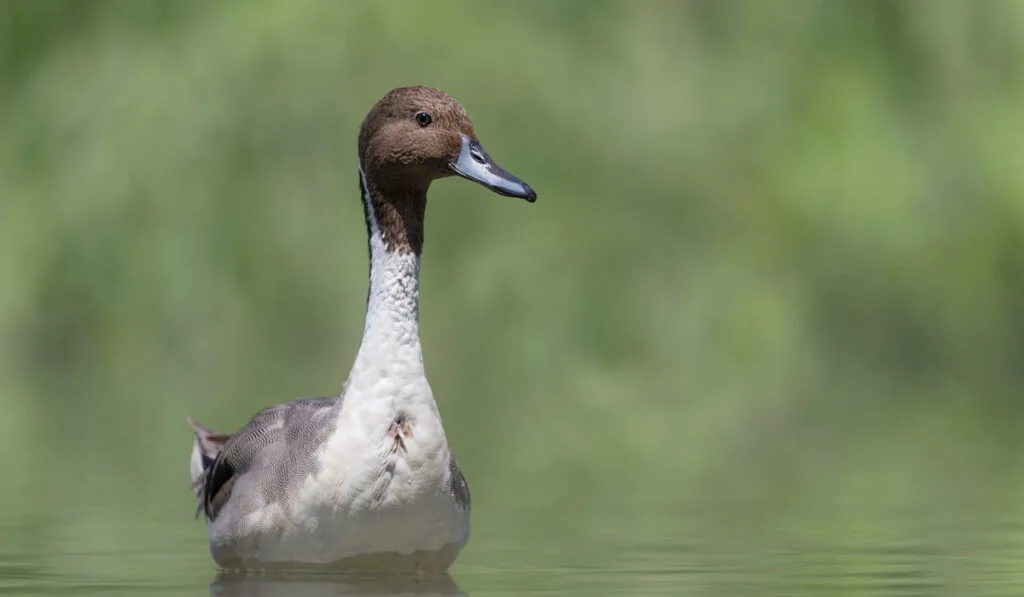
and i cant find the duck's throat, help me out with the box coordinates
[352,166,427,378]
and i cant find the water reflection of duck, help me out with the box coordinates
[208,570,465,597]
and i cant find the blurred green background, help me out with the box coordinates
[2,0,1024,594]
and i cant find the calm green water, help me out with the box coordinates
[3,503,1024,595]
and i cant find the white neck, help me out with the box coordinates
[348,166,426,389]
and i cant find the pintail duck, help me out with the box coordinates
[188,86,536,572]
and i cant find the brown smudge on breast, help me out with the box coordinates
[387,412,413,453]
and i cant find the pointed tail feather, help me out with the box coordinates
[187,417,231,517]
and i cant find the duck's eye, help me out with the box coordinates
[415,112,432,127]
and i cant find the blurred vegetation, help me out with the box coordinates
[2,0,1024,592]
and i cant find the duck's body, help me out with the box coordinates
[191,393,469,570]
[188,86,534,572]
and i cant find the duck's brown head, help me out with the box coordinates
[358,86,536,202]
